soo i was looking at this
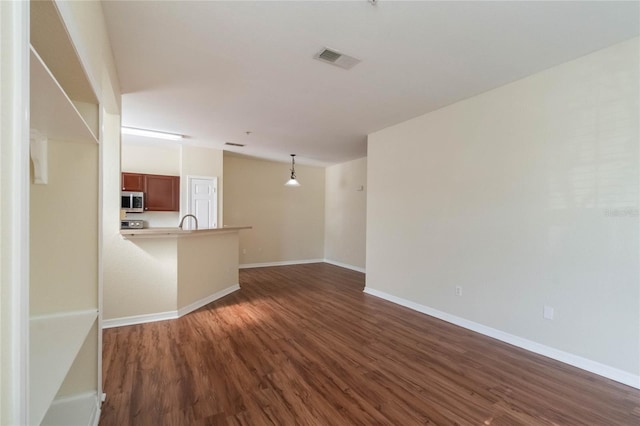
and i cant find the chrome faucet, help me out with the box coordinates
[179,214,198,230]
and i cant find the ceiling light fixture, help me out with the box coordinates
[121,127,184,141]
[285,154,301,187]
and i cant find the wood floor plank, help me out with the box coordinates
[100,263,640,425]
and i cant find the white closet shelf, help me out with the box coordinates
[30,46,98,144]
[30,309,98,426]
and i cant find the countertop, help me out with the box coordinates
[120,226,251,239]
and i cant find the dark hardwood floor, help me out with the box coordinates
[100,263,640,425]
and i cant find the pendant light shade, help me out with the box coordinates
[285,154,301,187]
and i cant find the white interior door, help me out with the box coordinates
[188,176,217,229]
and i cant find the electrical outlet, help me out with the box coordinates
[455,286,462,296]
[543,305,554,320]
[242,248,246,254]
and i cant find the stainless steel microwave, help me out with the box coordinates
[121,191,144,213]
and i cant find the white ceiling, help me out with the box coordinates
[102,1,639,166]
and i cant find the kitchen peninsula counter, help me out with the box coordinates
[107,225,251,327]
[120,225,251,239]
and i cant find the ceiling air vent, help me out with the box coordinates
[314,47,361,70]
[318,49,342,63]
[225,142,245,147]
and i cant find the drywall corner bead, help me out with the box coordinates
[30,128,48,184]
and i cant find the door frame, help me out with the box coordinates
[1,1,30,423]
[186,175,219,229]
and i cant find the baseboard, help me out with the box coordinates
[239,259,324,269]
[240,259,365,273]
[363,287,640,390]
[103,285,241,329]
[323,259,366,273]
[102,310,178,329]
[41,391,100,426]
[177,284,240,317]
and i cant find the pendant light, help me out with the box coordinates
[285,154,301,187]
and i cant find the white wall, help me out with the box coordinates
[367,38,639,379]
[224,153,325,265]
[324,157,367,271]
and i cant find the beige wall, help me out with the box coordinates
[55,1,121,113]
[107,143,227,320]
[324,157,367,270]
[121,143,181,227]
[121,143,180,175]
[177,232,238,309]
[121,143,224,228]
[2,1,120,421]
[28,138,101,409]
[224,154,325,265]
[104,118,179,320]
[21,0,122,414]
[367,38,639,377]
[57,324,98,397]
[103,237,179,319]
[104,230,241,321]
[30,140,98,315]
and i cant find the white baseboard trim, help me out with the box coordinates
[102,310,178,329]
[103,284,241,329]
[91,405,101,426]
[240,259,324,269]
[239,259,365,272]
[41,391,100,426]
[363,287,640,390]
[177,284,240,317]
[323,259,366,273]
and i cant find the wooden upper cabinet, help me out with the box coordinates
[121,172,180,211]
[121,172,144,191]
[144,174,180,212]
